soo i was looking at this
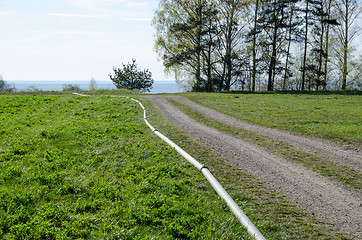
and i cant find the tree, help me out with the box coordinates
[301,0,310,90]
[154,0,250,92]
[257,0,300,91]
[216,0,247,91]
[0,75,5,90]
[109,59,154,93]
[308,0,338,90]
[62,84,81,92]
[282,1,304,90]
[334,0,361,90]
[199,1,219,92]
[89,77,98,90]
[26,85,41,92]
[251,0,261,92]
[153,0,202,91]
[153,0,218,92]
[300,0,338,90]
[0,75,16,92]
[323,0,334,87]
[152,0,361,92]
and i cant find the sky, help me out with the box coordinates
[0,0,171,81]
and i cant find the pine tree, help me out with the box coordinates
[257,0,300,91]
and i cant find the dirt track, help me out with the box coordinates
[145,95,362,239]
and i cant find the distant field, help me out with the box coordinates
[0,93,347,239]
[184,92,362,148]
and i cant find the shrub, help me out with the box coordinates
[109,59,154,93]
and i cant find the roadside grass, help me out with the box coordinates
[0,94,251,239]
[183,92,362,149]
[167,99,361,190]
[142,96,352,239]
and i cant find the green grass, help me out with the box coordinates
[168,99,361,190]
[0,94,243,239]
[183,92,362,148]
[0,93,352,239]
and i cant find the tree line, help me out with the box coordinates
[153,0,362,92]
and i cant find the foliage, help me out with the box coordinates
[26,85,41,92]
[0,75,4,90]
[153,0,362,91]
[88,77,98,90]
[153,0,223,92]
[0,75,16,92]
[332,0,362,90]
[109,59,154,93]
[62,84,81,92]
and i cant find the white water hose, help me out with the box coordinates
[131,98,266,240]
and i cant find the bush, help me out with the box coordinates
[62,84,81,92]
[109,59,154,93]
[0,76,16,92]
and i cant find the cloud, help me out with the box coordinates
[47,13,100,18]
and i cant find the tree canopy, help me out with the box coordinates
[153,0,362,91]
[109,59,154,93]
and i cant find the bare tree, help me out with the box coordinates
[334,0,362,90]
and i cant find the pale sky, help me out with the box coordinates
[0,0,171,81]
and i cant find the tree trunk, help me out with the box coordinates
[268,37,277,91]
[342,0,349,90]
[267,0,278,91]
[207,17,213,92]
[301,0,309,91]
[283,5,294,91]
[224,1,235,91]
[323,0,333,90]
[252,0,259,92]
[195,1,203,91]
[316,0,325,91]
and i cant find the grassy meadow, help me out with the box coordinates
[184,92,362,148]
[0,94,244,239]
[0,92,353,239]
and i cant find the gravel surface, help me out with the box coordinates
[145,95,362,239]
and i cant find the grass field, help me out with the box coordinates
[0,93,351,239]
[184,92,362,148]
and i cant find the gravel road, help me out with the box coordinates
[170,96,362,173]
[145,95,362,239]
